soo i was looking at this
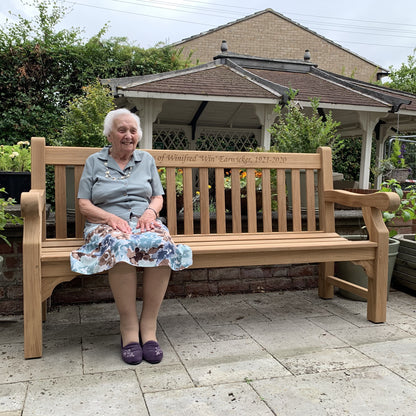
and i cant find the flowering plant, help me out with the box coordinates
[224,169,263,190]
[0,142,31,172]
[158,167,184,195]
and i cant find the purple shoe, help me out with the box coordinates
[121,338,142,365]
[142,340,163,364]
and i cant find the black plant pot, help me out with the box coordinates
[0,171,31,203]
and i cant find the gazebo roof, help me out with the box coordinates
[103,52,416,130]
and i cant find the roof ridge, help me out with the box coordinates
[118,61,219,89]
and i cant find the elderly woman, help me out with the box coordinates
[70,108,192,365]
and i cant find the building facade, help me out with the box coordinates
[172,9,388,83]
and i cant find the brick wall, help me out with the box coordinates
[0,235,23,315]
[175,10,382,83]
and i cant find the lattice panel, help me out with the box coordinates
[153,126,190,150]
[195,128,259,151]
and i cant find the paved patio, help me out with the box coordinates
[1,288,416,415]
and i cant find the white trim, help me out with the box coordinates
[121,90,279,104]
[297,100,390,113]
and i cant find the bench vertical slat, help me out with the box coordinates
[31,137,47,240]
[74,166,85,238]
[166,167,177,235]
[318,147,335,233]
[246,168,257,233]
[55,166,67,238]
[183,167,194,234]
[215,168,226,233]
[291,169,302,231]
[261,169,272,232]
[277,169,287,232]
[306,169,316,231]
[199,167,210,234]
[231,169,242,233]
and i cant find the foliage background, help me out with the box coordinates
[0,0,192,146]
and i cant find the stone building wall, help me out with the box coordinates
[173,10,384,83]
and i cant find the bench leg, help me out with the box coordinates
[23,258,43,359]
[318,262,334,299]
[366,259,387,323]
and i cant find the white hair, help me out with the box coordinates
[103,108,143,140]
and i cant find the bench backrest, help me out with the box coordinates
[30,137,335,239]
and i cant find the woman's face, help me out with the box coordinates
[107,114,140,157]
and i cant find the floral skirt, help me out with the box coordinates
[70,220,193,275]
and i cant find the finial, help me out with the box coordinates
[221,40,228,53]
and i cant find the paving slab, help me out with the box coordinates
[243,291,332,319]
[279,346,378,375]
[0,382,27,414]
[358,337,416,386]
[173,338,290,386]
[0,339,83,383]
[145,382,275,416]
[24,371,147,416]
[307,314,358,331]
[158,314,211,345]
[251,365,416,415]
[329,323,412,346]
[240,318,347,358]
[203,324,250,341]
[179,295,270,326]
[137,363,194,393]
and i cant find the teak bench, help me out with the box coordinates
[21,137,400,359]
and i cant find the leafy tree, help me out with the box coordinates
[382,51,416,94]
[269,92,340,153]
[57,80,115,147]
[0,0,192,145]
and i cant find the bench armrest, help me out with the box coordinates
[21,189,46,219]
[21,189,46,240]
[324,190,401,212]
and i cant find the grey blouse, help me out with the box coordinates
[77,146,164,222]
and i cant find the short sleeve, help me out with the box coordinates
[77,155,95,200]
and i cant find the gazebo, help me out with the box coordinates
[102,49,416,189]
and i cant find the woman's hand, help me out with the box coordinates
[107,214,132,234]
[78,198,132,233]
[136,208,161,231]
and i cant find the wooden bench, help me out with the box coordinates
[21,137,400,359]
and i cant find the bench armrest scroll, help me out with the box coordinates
[324,190,401,212]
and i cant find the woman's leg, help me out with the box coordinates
[108,262,139,346]
[139,266,171,344]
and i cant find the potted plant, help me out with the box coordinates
[379,179,416,292]
[0,141,31,203]
[0,188,23,271]
[376,139,411,183]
